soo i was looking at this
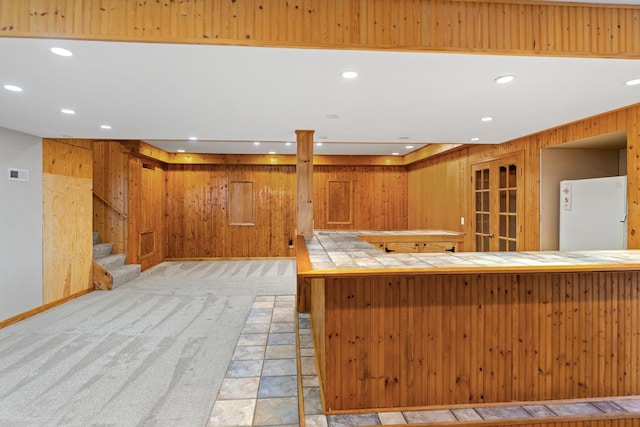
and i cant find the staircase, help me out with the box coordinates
[92,232,141,290]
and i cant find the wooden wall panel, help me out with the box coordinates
[165,164,296,258]
[314,165,408,230]
[319,271,640,411]
[128,157,165,270]
[42,138,93,304]
[92,140,129,255]
[1,1,639,59]
[407,148,468,234]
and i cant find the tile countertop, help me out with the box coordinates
[300,230,640,275]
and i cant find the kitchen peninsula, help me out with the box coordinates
[296,230,640,413]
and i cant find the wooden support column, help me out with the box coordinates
[296,130,314,237]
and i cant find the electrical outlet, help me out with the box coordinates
[460,217,465,225]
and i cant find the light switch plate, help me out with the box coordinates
[8,168,29,182]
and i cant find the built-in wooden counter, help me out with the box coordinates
[296,231,640,413]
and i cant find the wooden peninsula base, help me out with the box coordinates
[297,231,640,413]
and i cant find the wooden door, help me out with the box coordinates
[471,155,523,252]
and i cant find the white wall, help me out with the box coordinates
[540,148,621,251]
[0,127,43,321]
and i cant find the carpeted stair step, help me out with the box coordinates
[95,253,126,271]
[93,243,113,259]
[111,264,141,288]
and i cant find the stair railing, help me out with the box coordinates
[93,191,128,219]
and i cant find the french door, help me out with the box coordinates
[471,155,523,252]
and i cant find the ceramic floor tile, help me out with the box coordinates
[217,377,260,400]
[265,344,296,359]
[546,402,601,416]
[300,347,315,357]
[522,405,556,418]
[246,315,272,324]
[403,410,456,423]
[592,400,626,413]
[242,322,271,334]
[613,398,640,412]
[252,301,275,308]
[238,333,268,346]
[476,406,531,419]
[300,356,318,375]
[226,360,264,378]
[253,397,299,426]
[305,415,329,427]
[208,399,256,427]
[267,332,296,345]
[262,358,297,376]
[327,413,381,426]
[250,307,273,316]
[378,412,407,424]
[303,387,323,415]
[302,375,319,387]
[233,345,266,360]
[452,408,482,421]
[299,334,313,348]
[258,375,298,398]
[270,322,296,333]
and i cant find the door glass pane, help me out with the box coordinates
[499,215,506,237]
[509,240,517,251]
[475,170,483,190]
[482,191,489,211]
[476,214,483,233]
[509,216,517,238]
[499,190,506,212]
[508,164,517,187]
[499,166,506,188]
[509,190,517,213]
[482,170,489,189]
[499,239,506,251]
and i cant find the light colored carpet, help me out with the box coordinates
[0,260,296,427]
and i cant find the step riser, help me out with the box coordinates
[93,243,113,259]
[112,265,141,288]
[93,233,140,289]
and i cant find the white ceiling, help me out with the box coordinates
[1,37,640,155]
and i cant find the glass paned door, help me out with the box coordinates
[471,156,522,252]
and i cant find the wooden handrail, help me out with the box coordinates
[92,191,128,219]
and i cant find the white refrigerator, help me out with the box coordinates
[559,175,627,251]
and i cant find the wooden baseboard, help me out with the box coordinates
[0,288,93,329]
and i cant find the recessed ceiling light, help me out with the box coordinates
[177,149,186,153]
[188,136,198,141]
[3,84,23,92]
[392,152,400,156]
[625,78,640,86]
[398,136,410,140]
[471,137,480,141]
[60,109,76,115]
[100,124,112,130]
[405,145,414,149]
[325,114,339,119]
[341,70,358,79]
[481,117,493,122]
[495,74,515,84]
[268,151,276,154]
[315,142,323,146]
[285,142,292,146]
[51,47,72,57]
[253,141,260,146]
[318,136,329,140]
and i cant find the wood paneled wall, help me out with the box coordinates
[165,164,296,258]
[408,147,468,234]
[314,165,408,230]
[408,103,640,250]
[93,140,129,255]
[315,271,640,411]
[129,157,165,270]
[1,1,639,58]
[43,138,93,304]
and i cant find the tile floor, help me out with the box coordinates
[208,294,640,427]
